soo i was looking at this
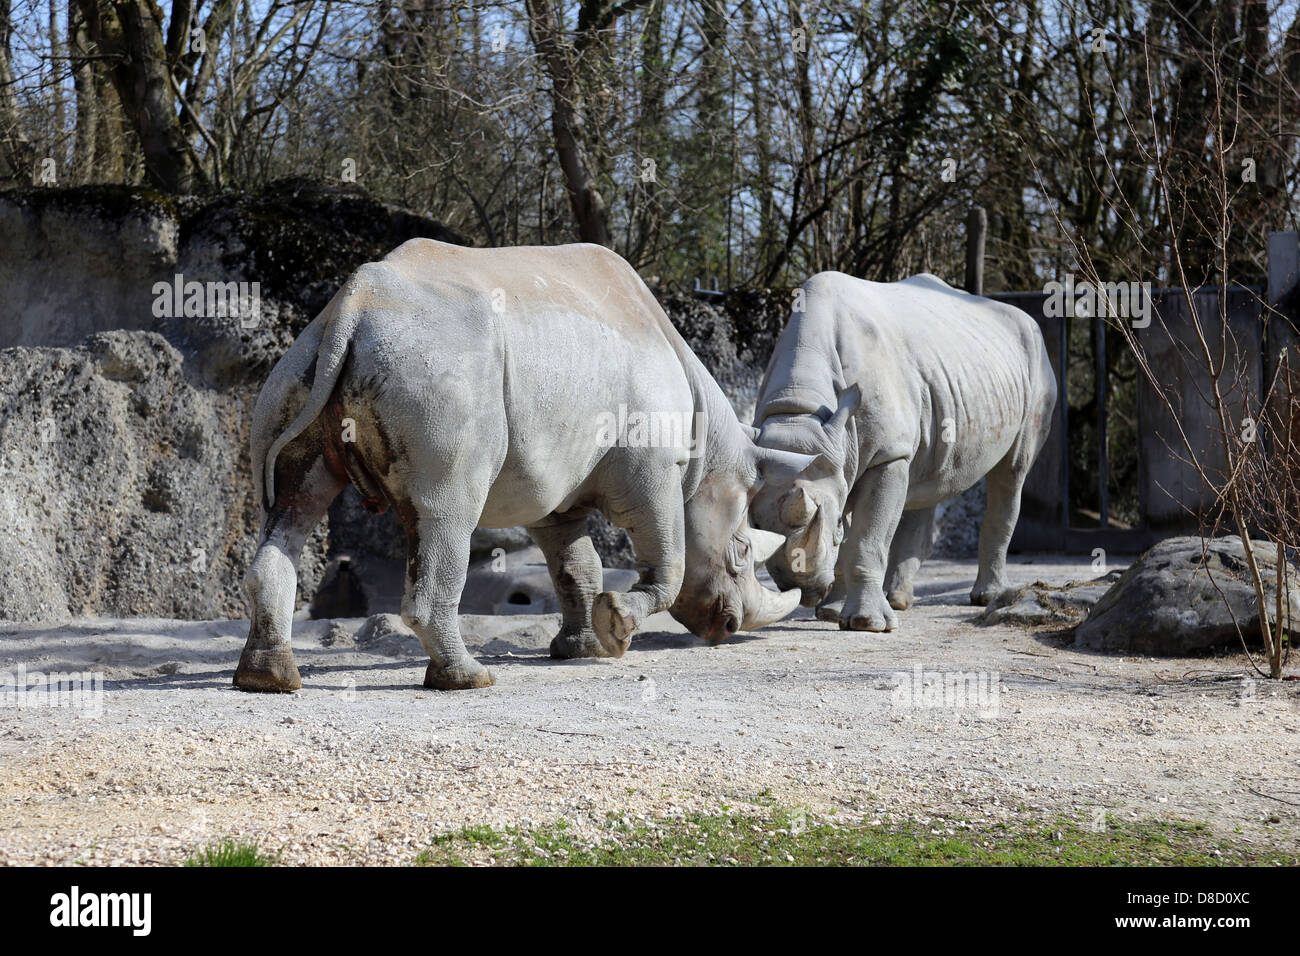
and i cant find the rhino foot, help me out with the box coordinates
[592,591,636,658]
[423,660,495,691]
[886,587,914,611]
[839,592,898,632]
[550,626,608,659]
[233,646,302,693]
[969,580,1006,607]
[814,599,844,624]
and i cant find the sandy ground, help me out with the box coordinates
[1,554,1297,866]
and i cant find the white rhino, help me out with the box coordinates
[749,272,1057,631]
[236,239,811,692]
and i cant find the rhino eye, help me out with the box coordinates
[727,534,750,572]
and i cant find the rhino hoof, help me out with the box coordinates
[233,647,302,693]
[592,592,635,658]
[550,626,607,659]
[886,589,914,611]
[969,582,1004,607]
[841,614,896,632]
[423,660,495,691]
[814,602,843,624]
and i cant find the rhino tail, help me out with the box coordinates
[262,298,364,510]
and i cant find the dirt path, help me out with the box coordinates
[1,556,1297,865]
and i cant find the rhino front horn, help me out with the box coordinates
[780,486,815,526]
[743,585,802,631]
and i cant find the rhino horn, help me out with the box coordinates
[779,485,815,526]
[743,583,802,631]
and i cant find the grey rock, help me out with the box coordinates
[1073,535,1300,655]
[977,573,1120,627]
[355,613,422,657]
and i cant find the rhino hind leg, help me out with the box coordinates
[971,452,1032,607]
[529,515,606,659]
[236,452,347,693]
[401,504,496,691]
[885,506,936,611]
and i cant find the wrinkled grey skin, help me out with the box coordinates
[749,272,1058,631]
[235,239,810,692]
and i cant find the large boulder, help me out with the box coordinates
[1073,535,1300,655]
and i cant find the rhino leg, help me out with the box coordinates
[593,476,685,657]
[839,458,909,632]
[402,504,496,691]
[971,456,1028,607]
[236,456,347,693]
[885,506,936,611]
[814,568,847,623]
[530,515,606,659]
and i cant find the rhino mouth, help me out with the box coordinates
[690,596,741,643]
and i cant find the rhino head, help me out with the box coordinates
[668,439,822,642]
[748,387,860,607]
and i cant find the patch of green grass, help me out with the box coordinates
[184,838,280,867]
[414,809,1298,867]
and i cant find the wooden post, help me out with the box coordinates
[965,205,987,295]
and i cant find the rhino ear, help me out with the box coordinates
[823,384,860,438]
[796,452,842,484]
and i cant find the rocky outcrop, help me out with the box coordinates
[0,331,304,620]
[1073,536,1300,655]
[0,180,464,622]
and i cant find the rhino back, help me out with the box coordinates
[758,271,1052,500]
[338,240,700,526]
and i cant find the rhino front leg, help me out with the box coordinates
[236,458,346,692]
[403,506,495,690]
[839,458,909,632]
[885,506,936,611]
[593,476,686,657]
[529,515,606,659]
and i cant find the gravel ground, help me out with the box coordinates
[1,555,1297,866]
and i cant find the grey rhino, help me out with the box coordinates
[748,272,1057,631]
[235,239,811,692]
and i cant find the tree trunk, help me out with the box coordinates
[0,0,33,183]
[525,0,612,246]
[76,0,202,193]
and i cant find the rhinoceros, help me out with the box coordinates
[748,272,1057,631]
[235,239,811,692]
